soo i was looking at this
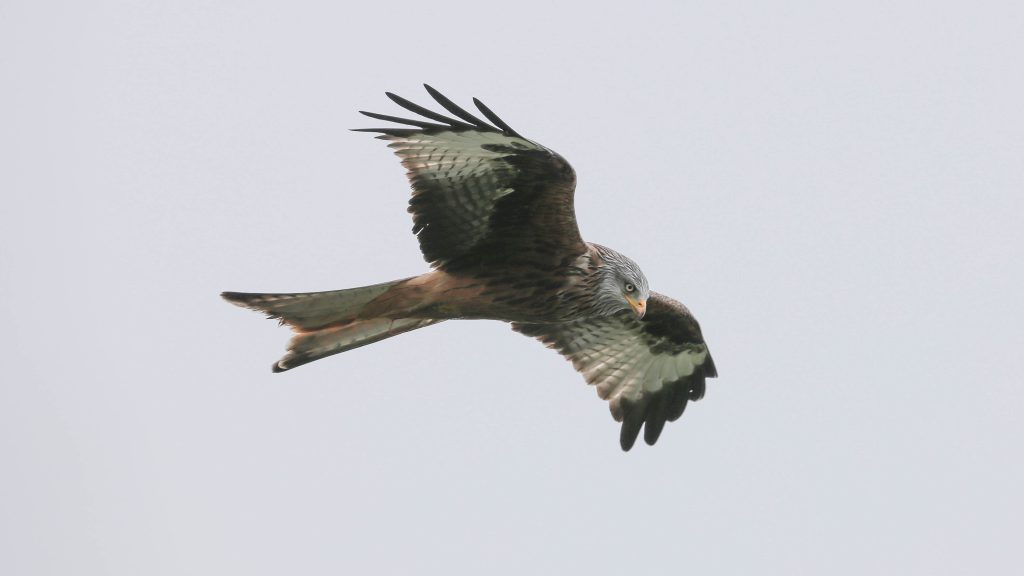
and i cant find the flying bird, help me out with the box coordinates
[223,85,717,450]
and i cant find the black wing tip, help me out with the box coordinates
[421,84,495,130]
[381,91,479,131]
[472,96,522,137]
[620,420,668,451]
[350,127,420,137]
[643,419,667,447]
[619,376,708,449]
[620,433,637,452]
[643,433,660,446]
[355,84,521,137]
[667,397,689,423]
[619,411,645,451]
[358,110,453,131]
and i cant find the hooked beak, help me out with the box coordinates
[626,295,647,318]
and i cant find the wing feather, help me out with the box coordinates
[423,84,493,130]
[385,91,478,130]
[358,110,451,131]
[472,97,523,137]
[513,292,717,451]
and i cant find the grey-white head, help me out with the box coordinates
[591,244,651,318]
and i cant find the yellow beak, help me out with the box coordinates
[626,295,647,318]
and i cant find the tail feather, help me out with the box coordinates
[222,277,441,371]
[273,317,443,372]
[222,277,413,330]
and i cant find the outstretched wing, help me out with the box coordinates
[356,85,586,271]
[513,292,718,451]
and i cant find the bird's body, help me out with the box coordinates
[223,85,717,450]
[355,243,626,323]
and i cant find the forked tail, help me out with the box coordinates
[222,278,442,372]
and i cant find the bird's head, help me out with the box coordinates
[593,245,650,318]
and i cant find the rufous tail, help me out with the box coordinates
[222,278,442,372]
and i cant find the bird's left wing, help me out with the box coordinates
[513,292,717,451]
[355,85,586,271]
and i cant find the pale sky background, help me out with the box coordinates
[2,1,1022,574]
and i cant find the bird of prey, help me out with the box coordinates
[223,85,717,450]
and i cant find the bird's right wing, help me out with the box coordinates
[513,292,717,451]
[356,85,586,271]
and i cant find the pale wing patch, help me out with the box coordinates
[569,320,705,405]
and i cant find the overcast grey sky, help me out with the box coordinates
[2,1,1023,574]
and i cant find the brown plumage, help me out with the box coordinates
[223,85,717,450]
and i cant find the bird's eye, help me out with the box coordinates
[625,283,635,293]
